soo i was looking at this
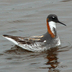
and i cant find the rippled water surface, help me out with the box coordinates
[0,0,72,72]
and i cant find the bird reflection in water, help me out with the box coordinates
[45,45,71,72]
[46,47,60,72]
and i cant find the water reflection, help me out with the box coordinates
[46,47,60,72]
[44,45,71,72]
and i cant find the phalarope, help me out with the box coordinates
[3,14,66,52]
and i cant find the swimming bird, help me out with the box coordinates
[3,14,66,52]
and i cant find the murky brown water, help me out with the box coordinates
[0,0,72,72]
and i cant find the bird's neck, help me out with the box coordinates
[47,21,56,38]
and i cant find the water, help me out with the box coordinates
[0,0,72,72]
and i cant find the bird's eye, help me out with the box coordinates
[52,16,55,19]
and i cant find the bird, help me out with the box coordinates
[3,14,66,52]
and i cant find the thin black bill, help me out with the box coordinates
[57,21,66,26]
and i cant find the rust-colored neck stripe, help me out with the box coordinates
[47,19,55,38]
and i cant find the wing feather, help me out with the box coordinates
[3,35,44,44]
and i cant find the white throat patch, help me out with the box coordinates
[49,21,56,34]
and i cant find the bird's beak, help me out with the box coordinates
[57,20,66,26]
